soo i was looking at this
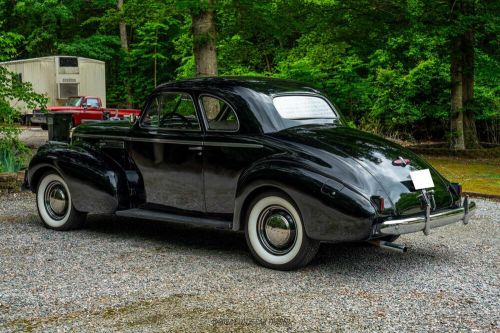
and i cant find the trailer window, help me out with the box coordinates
[59,83,79,99]
[59,57,78,67]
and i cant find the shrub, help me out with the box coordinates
[0,66,47,172]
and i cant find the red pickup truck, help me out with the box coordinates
[31,96,141,129]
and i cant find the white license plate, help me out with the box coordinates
[410,169,434,190]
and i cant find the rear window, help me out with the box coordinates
[273,96,335,120]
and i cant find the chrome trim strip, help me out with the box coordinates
[128,137,202,145]
[74,133,263,148]
[74,133,202,145]
[74,133,128,140]
[204,142,263,148]
[198,93,240,133]
[378,200,476,236]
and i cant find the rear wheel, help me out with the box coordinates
[36,172,86,230]
[245,191,320,270]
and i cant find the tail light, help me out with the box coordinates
[371,196,385,212]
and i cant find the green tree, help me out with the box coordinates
[0,0,497,145]
[0,30,47,172]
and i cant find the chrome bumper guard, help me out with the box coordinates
[378,196,476,236]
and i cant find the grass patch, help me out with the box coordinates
[424,156,500,196]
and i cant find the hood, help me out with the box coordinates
[271,125,455,216]
[73,120,133,138]
[47,106,83,111]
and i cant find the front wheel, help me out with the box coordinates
[245,192,320,270]
[36,172,86,230]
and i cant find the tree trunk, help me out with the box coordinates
[117,0,133,108]
[154,29,158,87]
[450,35,465,150]
[117,0,128,51]
[461,1,480,148]
[192,0,218,77]
[449,0,465,150]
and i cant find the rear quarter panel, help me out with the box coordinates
[234,158,377,242]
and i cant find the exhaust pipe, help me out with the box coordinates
[369,240,408,253]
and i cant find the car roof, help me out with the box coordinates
[155,76,321,96]
[152,77,328,134]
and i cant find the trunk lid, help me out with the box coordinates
[272,125,454,216]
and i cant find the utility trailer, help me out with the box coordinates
[0,56,106,124]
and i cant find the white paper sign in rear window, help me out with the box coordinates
[273,96,335,120]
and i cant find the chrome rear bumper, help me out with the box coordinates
[378,196,476,236]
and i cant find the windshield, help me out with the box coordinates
[65,97,82,107]
[273,95,339,129]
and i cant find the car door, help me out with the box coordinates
[80,97,104,122]
[129,91,205,212]
[197,94,267,214]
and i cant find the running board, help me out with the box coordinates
[115,208,232,230]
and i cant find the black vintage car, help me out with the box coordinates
[24,77,475,270]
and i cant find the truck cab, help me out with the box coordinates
[31,96,140,128]
[65,96,102,109]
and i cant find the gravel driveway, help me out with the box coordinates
[0,193,498,332]
[19,127,47,149]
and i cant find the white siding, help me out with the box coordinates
[79,59,106,108]
[23,59,57,106]
[0,58,56,114]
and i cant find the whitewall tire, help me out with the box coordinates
[245,191,320,270]
[36,172,86,230]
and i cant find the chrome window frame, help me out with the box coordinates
[139,91,202,132]
[198,93,240,133]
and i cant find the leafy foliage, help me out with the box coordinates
[0,0,498,142]
[0,66,47,171]
[0,30,47,171]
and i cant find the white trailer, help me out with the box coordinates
[0,56,106,122]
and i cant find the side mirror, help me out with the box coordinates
[82,103,88,110]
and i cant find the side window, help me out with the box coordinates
[200,96,239,131]
[141,93,200,130]
[86,98,99,107]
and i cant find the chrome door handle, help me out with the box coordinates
[188,146,203,151]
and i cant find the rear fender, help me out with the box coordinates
[233,160,377,242]
[27,142,131,214]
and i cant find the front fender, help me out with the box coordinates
[27,142,129,214]
[233,159,377,242]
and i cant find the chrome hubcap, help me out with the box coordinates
[257,205,297,255]
[44,181,68,220]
